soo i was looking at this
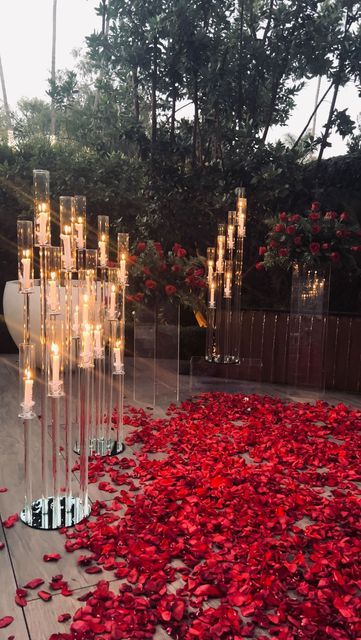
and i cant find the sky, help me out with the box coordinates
[0,0,360,158]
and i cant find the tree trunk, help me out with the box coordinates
[151,33,158,154]
[132,68,140,123]
[237,0,245,127]
[192,74,199,167]
[0,55,11,128]
[170,82,176,145]
[50,0,57,141]
[311,76,322,138]
[315,79,341,171]
[291,81,333,151]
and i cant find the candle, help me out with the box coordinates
[48,272,59,312]
[75,219,84,249]
[61,226,72,270]
[113,343,121,372]
[82,295,89,325]
[94,325,102,356]
[21,252,31,290]
[73,305,79,336]
[83,325,92,360]
[37,204,48,245]
[23,368,33,412]
[109,285,116,318]
[224,275,232,298]
[227,225,234,250]
[99,235,107,267]
[207,262,213,285]
[119,254,126,284]
[209,283,215,307]
[51,344,60,391]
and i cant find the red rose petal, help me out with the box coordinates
[58,613,71,622]
[3,513,19,528]
[24,578,45,589]
[43,553,61,562]
[0,616,13,628]
[0,487,8,492]
[38,590,52,601]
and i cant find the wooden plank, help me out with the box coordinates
[0,522,30,640]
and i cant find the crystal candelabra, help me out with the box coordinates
[205,187,247,363]
[17,171,129,529]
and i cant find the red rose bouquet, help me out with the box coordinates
[256,202,361,271]
[127,240,206,313]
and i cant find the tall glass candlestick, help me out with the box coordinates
[17,220,34,344]
[73,195,86,251]
[33,170,51,248]
[19,343,36,525]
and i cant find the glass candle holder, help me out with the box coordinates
[117,233,129,261]
[73,195,86,250]
[216,224,225,273]
[33,170,51,247]
[46,247,61,315]
[208,276,216,309]
[47,319,64,397]
[235,187,247,237]
[227,211,236,251]
[107,268,120,320]
[17,220,34,293]
[80,323,94,368]
[113,335,124,374]
[98,215,109,268]
[60,196,75,271]
[19,343,36,418]
[207,247,215,286]
[224,260,233,298]
[93,323,104,359]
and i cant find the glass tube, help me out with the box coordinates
[60,196,75,272]
[207,247,215,286]
[230,236,243,363]
[227,211,236,255]
[216,224,225,274]
[17,221,34,293]
[73,196,86,251]
[98,215,109,268]
[46,247,61,315]
[47,323,64,398]
[19,343,36,525]
[33,170,51,247]
[223,260,233,362]
[107,267,120,321]
[235,187,247,238]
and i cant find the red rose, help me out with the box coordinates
[321,243,330,251]
[309,212,320,221]
[311,201,320,212]
[324,211,337,220]
[286,226,296,235]
[290,214,301,222]
[134,292,144,302]
[108,260,116,267]
[255,261,264,270]
[269,240,278,249]
[294,236,302,246]
[278,248,288,257]
[137,242,146,252]
[165,284,176,296]
[198,280,207,288]
[158,263,167,272]
[171,264,181,273]
[194,267,204,277]
[279,212,288,221]
[143,266,151,275]
[274,224,285,233]
[154,242,163,255]
[258,246,267,256]
[331,251,340,263]
[351,246,359,252]
[340,212,349,222]
[128,255,137,265]
[310,242,320,255]
[176,248,187,258]
[145,279,156,289]
[311,225,320,234]
[336,230,344,238]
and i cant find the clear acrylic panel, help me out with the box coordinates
[287,263,330,392]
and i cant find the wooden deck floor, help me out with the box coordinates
[0,353,360,639]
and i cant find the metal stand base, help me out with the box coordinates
[205,356,240,364]
[74,439,125,457]
[20,496,91,530]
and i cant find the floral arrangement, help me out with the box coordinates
[256,201,361,271]
[126,240,207,314]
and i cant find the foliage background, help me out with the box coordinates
[1,0,361,350]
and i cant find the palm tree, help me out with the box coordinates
[50,0,57,143]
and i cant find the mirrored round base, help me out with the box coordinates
[74,439,125,457]
[20,496,91,530]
